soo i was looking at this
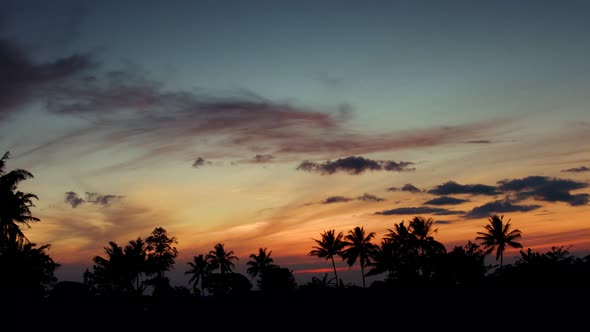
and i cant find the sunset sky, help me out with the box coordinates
[2,0,590,287]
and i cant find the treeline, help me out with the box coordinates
[2,150,590,313]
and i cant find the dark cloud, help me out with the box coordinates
[387,186,399,192]
[465,200,541,219]
[460,140,491,144]
[322,196,352,204]
[401,184,421,193]
[561,166,590,173]
[296,156,414,175]
[192,157,213,168]
[356,193,384,202]
[64,191,123,208]
[497,176,588,206]
[85,192,123,206]
[5,37,513,168]
[252,154,274,163]
[375,206,464,216]
[321,193,385,204]
[428,181,499,196]
[423,196,469,205]
[0,39,93,120]
[64,191,84,208]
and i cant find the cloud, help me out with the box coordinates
[252,154,274,163]
[296,156,414,175]
[375,206,464,216]
[561,166,590,173]
[460,140,492,144]
[428,181,499,196]
[497,176,588,206]
[0,39,94,121]
[64,191,123,208]
[465,200,542,219]
[64,191,84,208]
[192,157,213,168]
[401,184,421,193]
[5,37,513,169]
[423,196,469,205]
[322,196,352,204]
[356,193,385,202]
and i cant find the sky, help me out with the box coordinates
[2,0,590,287]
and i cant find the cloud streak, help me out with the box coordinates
[561,166,590,173]
[297,156,414,175]
[1,38,514,168]
[64,191,123,208]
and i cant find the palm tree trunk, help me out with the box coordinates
[331,257,339,287]
[360,264,366,288]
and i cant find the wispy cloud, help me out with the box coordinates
[0,39,93,121]
[465,200,541,219]
[0,37,514,169]
[356,193,385,202]
[428,181,499,196]
[64,191,123,208]
[423,196,469,205]
[375,206,464,216]
[387,183,421,192]
[192,157,213,168]
[296,156,414,175]
[322,196,353,204]
[321,193,384,204]
[561,166,590,173]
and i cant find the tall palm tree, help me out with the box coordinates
[124,237,147,293]
[0,151,39,247]
[342,226,377,288]
[475,214,523,267]
[246,247,277,280]
[185,254,212,295]
[309,229,346,286]
[206,243,239,274]
[409,216,446,256]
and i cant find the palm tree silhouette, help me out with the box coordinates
[0,151,40,248]
[408,216,446,256]
[124,237,147,293]
[246,247,277,281]
[185,254,212,295]
[206,243,239,274]
[309,229,346,286]
[475,214,523,267]
[342,226,377,288]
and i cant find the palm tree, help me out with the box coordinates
[206,243,239,274]
[185,254,212,295]
[246,247,277,281]
[409,216,446,256]
[0,151,40,248]
[342,226,377,288]
[475,214,523,267]
[309,229,346,286]
[124,237,147,293]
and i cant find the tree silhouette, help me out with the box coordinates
[206,243,238,274]
[342,226,377,288]
[409,216,446,256]
[0,151,40,248]
[309,229,346,286]
[475,214,523,267]
[145,227,178,279]
[185,254,212,295]
[124,237,148,292]
[246,247,277,285]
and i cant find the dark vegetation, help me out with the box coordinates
[1,150,589,325]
